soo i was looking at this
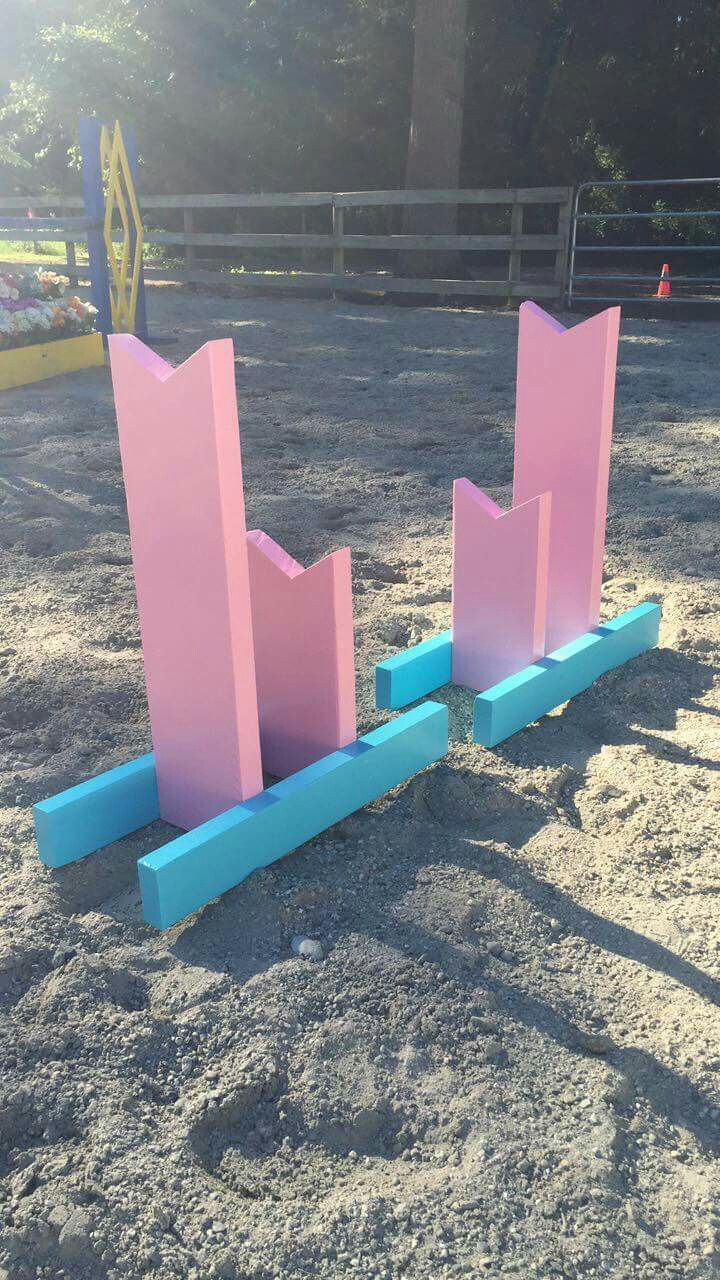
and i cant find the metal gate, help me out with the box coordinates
[568,177,720,307]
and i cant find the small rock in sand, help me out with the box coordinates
[58,1207,94,1261]
[11,1164,36,1199]
[291,935,324,962]
[576,1029,613,1055]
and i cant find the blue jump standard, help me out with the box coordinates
[375,602,661,748]
[33,701,449,931]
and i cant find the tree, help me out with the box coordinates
[0,0,414,196]
[1,0,720,210]
[401,0,468,274]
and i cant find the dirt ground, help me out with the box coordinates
[0,286,718,1280]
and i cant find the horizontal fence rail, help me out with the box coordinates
[0,187,573,305]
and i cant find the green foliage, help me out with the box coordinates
[464,0,720,185]
[1,0,720,195]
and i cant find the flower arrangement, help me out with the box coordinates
[0,269,98,351]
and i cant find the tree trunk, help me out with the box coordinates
[514,1,579,179]
[401,0,468,277]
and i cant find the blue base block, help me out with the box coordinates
[34,754,159,868]
[376,631,452,710]
[474,601,660,746]
[374,602,661,743]
[33,703,449,930]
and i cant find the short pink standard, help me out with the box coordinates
[246,530,357,778]
[451,478,551,691]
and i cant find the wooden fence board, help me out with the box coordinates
[0,196,84,210]
[0,187,571,212]
[339,233,561,251]
[334,274,558,298]
[0,230,87,243]
[144,269,557,299]
[183,269,334,289]
[139,192,334,209]
[335,187,571,207]
[0,215,89,231]
[143,231,334,248]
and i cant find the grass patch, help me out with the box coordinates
[0,239,89,267]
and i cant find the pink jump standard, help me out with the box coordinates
[451,479,551,691]
[34,337,449,929]
[108,336,263,830]
[247,531,357,778]
[514,302,620,652]
[376,303,660,742]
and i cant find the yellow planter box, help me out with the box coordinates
[0,331,105,391]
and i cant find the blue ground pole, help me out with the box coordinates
[33,703,449,931]
[78,116,111,337]
[374,602,662,746]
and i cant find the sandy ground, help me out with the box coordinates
[0,286,719,1280]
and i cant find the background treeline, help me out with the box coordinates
[1,1,719,197]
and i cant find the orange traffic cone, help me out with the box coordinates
[655,263,671,298]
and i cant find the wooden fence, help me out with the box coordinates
[0,187,573,304]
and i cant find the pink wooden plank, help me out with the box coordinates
[108,336,263,830]
[513,302,621,652]
[451,478,551,691]
[246,530,356,778]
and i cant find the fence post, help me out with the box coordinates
[183,208,196,275]
[78,116,112,336]
[555,188,573,305]
[62,203,79,286]
[65,239,79,288]
[508,199,523,304]
[332,200,344,299]
[300,206,314,271]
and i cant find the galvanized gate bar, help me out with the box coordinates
[575,274,720,284]
[576,210,720,221]
[570,297,720,306]
[568,177,720,308]
[574,244,720,252]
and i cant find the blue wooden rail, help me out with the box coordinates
[474,601,660,745]
[375,602,661,745]
[139,701,448,929]
[34,702,449,930]
[78,116,112,334]
[34,754,159,869]
[376,631,452,711]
